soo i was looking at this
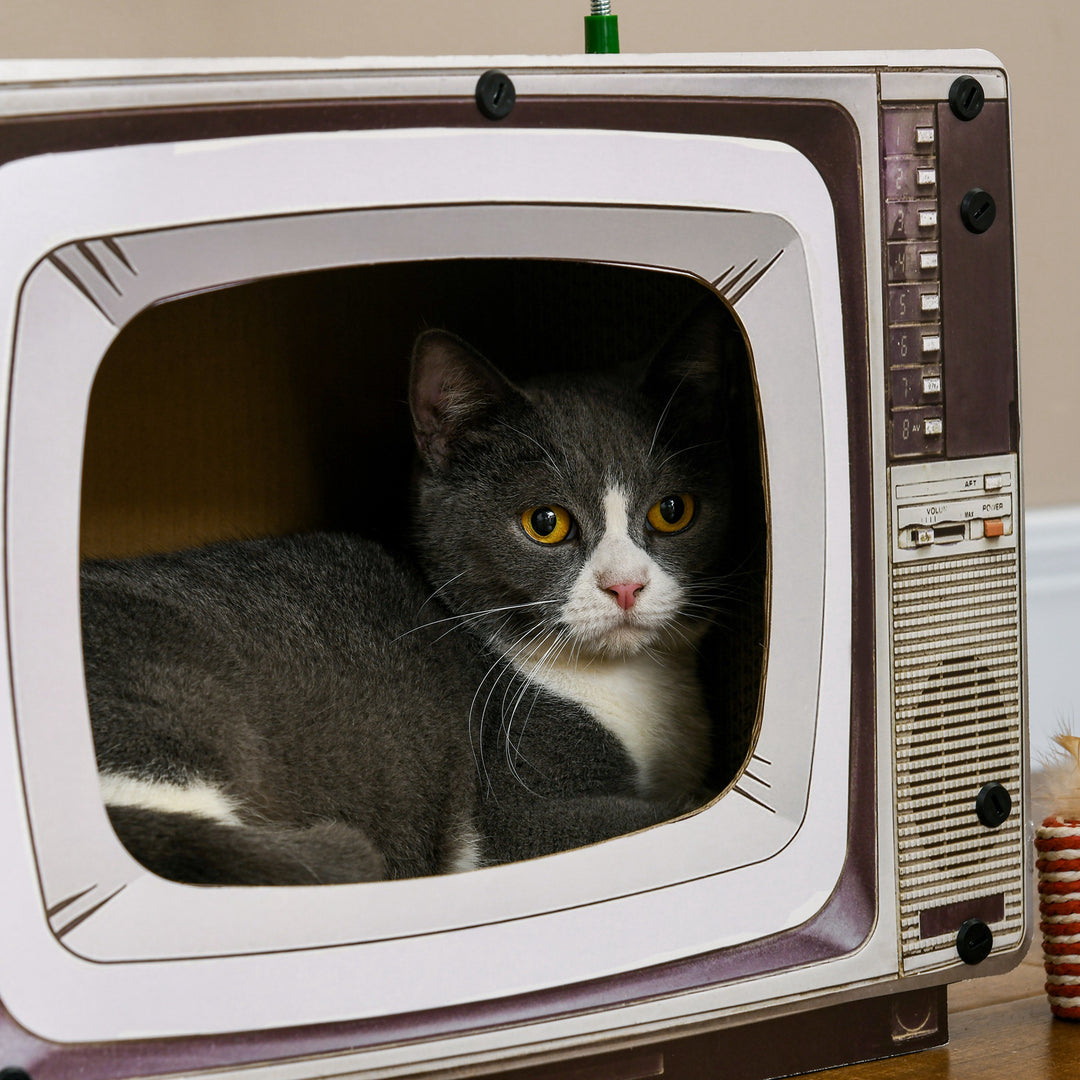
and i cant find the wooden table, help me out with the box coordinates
[802,944,1080,1078]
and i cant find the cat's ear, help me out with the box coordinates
[640,298,736,429]
[409,330,519,468]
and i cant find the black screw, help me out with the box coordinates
[949,76,985,121]
[961,188,997,234]
[956,918,994,965]
[975,781,1012,828]
[475,70,516,121]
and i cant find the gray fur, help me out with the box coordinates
[83,307,733,884]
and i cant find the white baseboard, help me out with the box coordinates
[1025,505,1080,761]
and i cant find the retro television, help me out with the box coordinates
[0,51,1028,1080]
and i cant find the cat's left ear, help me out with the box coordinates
[640,298,737,429]
[409,330,521,468]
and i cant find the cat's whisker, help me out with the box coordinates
[498,625,556,731]
[543,628,576,682]
[471,620,552,794]
[513,681,550,772]
[469,631,526,796]
[394,598,560,643]
[497,640,558,793]
[672,593,718,611]
[498,665,522,722]
[647,370,690,458]
[680,587,734,601]
[504,627,571,794]
[513,627,564,669]
[722,548,768,577]
[431,613,484,645]
[503,680,544,794]
[637,638,666,664]
[497,421,565,481]
[416,569,470,614]
[674,619,714,635]
[674,604,721,623]
[681,584,757,611]
[686,573,754,592]
[477,612,519,655]
[568,629,591,671]
[657,439,722,470]
[697,583,758,605]
[430,605,506,645]
[519,626,565,686]
[663,619,701,654]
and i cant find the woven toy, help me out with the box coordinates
[1036,733,1080,1020]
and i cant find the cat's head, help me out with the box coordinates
[408,303,738,663]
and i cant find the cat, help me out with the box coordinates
[81,305,735,884]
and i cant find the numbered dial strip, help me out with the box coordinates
[882,105,944,459]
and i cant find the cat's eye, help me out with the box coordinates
[647,494,695,534]
[521,505,574,545]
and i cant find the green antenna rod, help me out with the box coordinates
[584,0,620,54]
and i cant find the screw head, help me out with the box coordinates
[475,70,516,121]
[949,76,985,121]
[961,188,997,234]
[975,781,1012,828]
[956,918,994,965]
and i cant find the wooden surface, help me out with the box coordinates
[802,943,1080,1079]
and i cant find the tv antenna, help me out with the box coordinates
[584,1,620,53]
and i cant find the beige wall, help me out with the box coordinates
[0,0,1076,507]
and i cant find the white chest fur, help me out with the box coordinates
[513,647,711,799]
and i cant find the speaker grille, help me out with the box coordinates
[892,550,1024,964]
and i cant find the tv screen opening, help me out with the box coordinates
[1,127,853,1042]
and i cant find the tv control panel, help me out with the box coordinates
[882,105,944,458]
[889,453,1018,563]
[881,80,1018,463]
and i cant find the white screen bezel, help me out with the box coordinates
[0,127,851,1041]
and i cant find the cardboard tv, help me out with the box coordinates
[0,51,1028,1080]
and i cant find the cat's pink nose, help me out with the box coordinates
[605,581,645,611]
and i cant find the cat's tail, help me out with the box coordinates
[107,806,386,885]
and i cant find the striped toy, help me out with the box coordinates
[1036,817,1080,1020]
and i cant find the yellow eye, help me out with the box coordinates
[647,494,695,533]
[521,505,573,545]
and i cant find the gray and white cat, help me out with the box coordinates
[82,307,734,884]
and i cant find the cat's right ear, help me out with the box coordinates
[409,330,518,469]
